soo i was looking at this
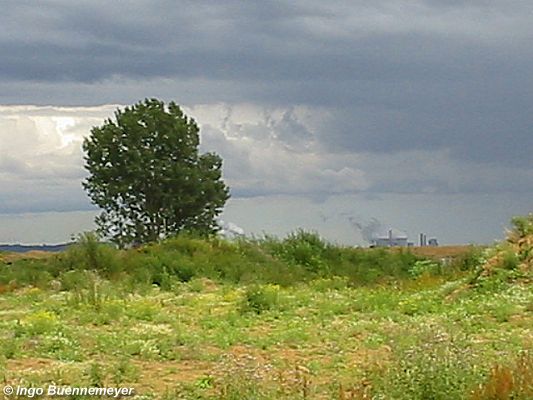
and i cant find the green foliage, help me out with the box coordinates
[0,242,532,399]
[125,299,161,321]
[67,275,116,311]
[241,284,280,314]
[57,232,120,275]
[0,230,424,296]
[87,362,105,387]
[490,302,517,323]
[111,357,140,384]
[451,247,484,271]
[270,230,329,272]
[471,352,533,400]
[409,259,442,278]
[469,213,533,289]
[309,276,348,292]
[510,213,533,237]
[372,333,482,400]
[18,311,60,336]
[259,230,419,283]
[83,98,230,247]
[470,245,525,291]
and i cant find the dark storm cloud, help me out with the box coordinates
[3,1,531,83]
[1,0,532,185]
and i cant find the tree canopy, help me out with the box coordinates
[83,98,230,247]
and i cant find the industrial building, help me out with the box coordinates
[371,229,438,248]
[371,229,409,247]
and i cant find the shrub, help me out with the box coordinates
[509,214,533,237]
[369,332,482,400]
[241,284,280,314]
[0,259,53,288]
[57,232,120,275]
[471,214,533,287]
[409,259,442,278]
[66,272,116,310]
[19,311,60,336]
[264,230,330,273]
[451,247,484,272]
[470,352,533,400]
[310,276,349,292]
[87,362,106,387]
[59,269,93,291]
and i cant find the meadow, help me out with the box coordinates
[0,218,531,399]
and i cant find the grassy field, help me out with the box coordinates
[0,221,531,399]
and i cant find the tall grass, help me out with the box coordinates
[0,229,483,293]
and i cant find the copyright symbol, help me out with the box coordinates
[3,385,14,396]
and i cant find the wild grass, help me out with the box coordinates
[0,230,428,292]
[0,220,531,399]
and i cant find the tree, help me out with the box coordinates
[82,98,230,247]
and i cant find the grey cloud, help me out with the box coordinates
[274,109,314,150]
[357,150,533,194]
[197,107,531,198]
[0,1,532,208]
[2,1,532,84]
[1,103,531,218]
[0,179,93,214]
[315,91,533,167]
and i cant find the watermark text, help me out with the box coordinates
[3,385,134,398]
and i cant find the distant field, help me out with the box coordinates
[396,245,482,259]
[0,250,55,264]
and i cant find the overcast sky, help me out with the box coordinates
[1,0,531,245]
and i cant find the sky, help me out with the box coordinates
[0,0,532,245]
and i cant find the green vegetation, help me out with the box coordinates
[83,98,230,247]
[0,219,531,399]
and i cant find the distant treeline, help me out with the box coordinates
[0,243,71,253]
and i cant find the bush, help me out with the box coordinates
[471,351,533,400]
[263,230,330,273]
[56,232,120,275]
[510,214,533,237]
[451,247,484,272]
[0,259,53,289]
[470,214,533,287]
[1,230,443,292]
[409,259,442,278]
[370,332,482,400]
[310,276,349,292]
[18,311,60,336]
[67,273,116,311]
[241,284,280,314]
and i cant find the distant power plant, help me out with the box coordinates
[371,229,408,247]
[371,229,438,248]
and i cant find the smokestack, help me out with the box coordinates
[389,229,393,246]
